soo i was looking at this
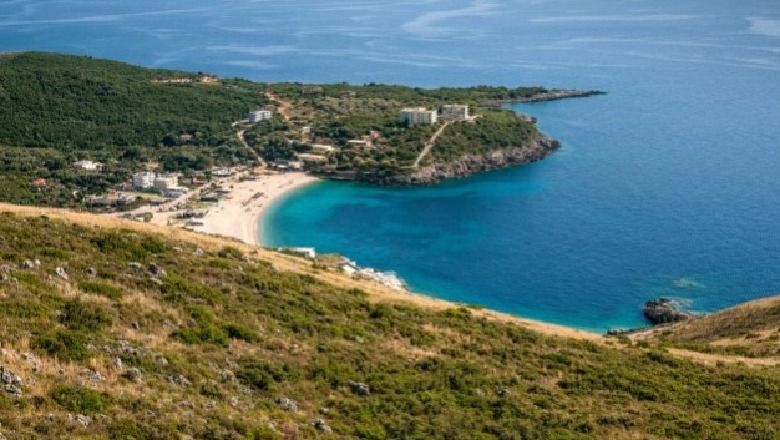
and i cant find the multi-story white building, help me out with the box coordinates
[399,107,438,126]
[440,105,469,120]
[131,171,156,189]
[248,110,272,123]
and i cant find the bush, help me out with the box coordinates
[237,361,300,392]
[60,299,112,331]
[30,330,89,361]
[49,385,110,414]
[223,323,258,342]
[79,281,124,299]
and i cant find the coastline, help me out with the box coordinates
[0,202,606,342]
[193,171,320,245]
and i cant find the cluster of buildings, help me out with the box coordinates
[399,104,470,126]
[131,171,188,198]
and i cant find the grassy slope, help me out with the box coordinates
[1,209,780,439]
[635,296,780,358]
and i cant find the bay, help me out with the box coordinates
[2,0,779,330]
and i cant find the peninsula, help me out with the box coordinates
[0,51,604,215]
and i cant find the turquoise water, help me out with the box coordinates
[3,0,779,330]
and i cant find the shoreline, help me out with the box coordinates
[194,171,320,245]
[0,202,607,341]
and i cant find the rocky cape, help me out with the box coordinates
[643,298,695,325]
[356,134,560,186]
[481,89,606,108]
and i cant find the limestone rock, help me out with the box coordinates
[166,374,192,386]
[55,266,69,280]
[4,384,22,396]
[148,262,166,277]
[348,380,370,396]
[122,367,143,383]
[643,298,694,325]
[312,419,333,434]
[277,396,298,411]
[0,366,22,386]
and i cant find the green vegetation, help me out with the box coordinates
[641,296,780,358]
[1,212,780,438]
[0,52,265,207]
[0,52,553,208]
[247,83,544,179]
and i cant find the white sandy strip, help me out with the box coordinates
[195,172,320,245]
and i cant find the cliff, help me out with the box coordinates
[357,134,559,186]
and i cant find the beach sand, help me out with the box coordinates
[193,171,319,245]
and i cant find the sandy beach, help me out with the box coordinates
[194,172,320,245]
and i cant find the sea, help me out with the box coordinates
[2,0,779,331]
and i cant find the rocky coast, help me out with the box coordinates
[356,134,560,186]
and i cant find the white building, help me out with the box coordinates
[131,171,156,189]
[311,144,336,154]
[73,160,103,171]
[440,105,469,120]
[296,153,328,163]
[248,110,272,123]
[399,107,438,126]
[153,175,179,191]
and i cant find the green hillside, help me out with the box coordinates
[1,209,780,439]
[636,296,780,358]
[0,51,264,149]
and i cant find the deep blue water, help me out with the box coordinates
[2,0,779,330]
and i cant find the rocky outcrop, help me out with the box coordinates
[643,298,694,325]
[482,89,606,107]
[358,134,559,186]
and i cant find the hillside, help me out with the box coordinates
[248,83,553,183]
[0,52,264,149]
[633,296,780,358]
[0,52,269,207]
[1,206,780,439]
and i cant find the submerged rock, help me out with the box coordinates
[643,298,694,325]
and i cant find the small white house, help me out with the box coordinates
[73,160,103,171]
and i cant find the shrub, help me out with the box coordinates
[79,281,124,299]
[223,323,258,342]
[49,384,110,414]
[30,330,89,361]
[237,361,300,392]
[60,299,112,331]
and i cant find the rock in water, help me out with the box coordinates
[643,298,694,325]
